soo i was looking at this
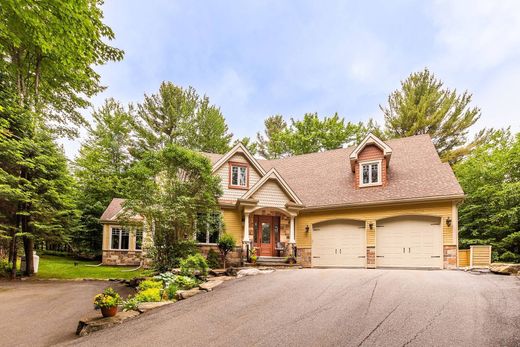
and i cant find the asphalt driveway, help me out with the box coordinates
[0,280,133,347]
[62,269,520,347]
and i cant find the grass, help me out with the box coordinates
[35,255,148,280]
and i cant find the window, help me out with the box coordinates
[135,228,143,250]
[360,161,381,187]
[111,227,130,250]
[229,163,248,188]
[196,213,221,244]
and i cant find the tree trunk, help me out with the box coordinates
[23,236,34,276]
[10,235,17,280]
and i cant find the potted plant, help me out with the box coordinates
[94,287,122,317]
[249,248,257,264]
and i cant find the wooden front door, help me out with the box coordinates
[255,216,279,256]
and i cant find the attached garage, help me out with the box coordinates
[376,216,443,269]
[312,220,366,267]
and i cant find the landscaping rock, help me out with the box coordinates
[237,268,260,278]
[199,280,223,291]
[137,301,174,313]
[175,288,202,300]
[207,275,234,282]
[76,310,139,337]
[127,277,147,288]
[225,267,240,276]
[490,263,520,276]
[170,268,182,275]
[209,269,227,276]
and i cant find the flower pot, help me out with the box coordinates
[101,306,118,318]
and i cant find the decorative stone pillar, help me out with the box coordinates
[289,216,295,244]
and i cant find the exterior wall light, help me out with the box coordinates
[305,225,310,233]
[369,222,374,230]
[446,217,452,227]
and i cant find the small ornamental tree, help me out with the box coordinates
[218,233,236,269]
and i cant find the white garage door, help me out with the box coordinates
[376,216,442,268]
[312,220,366,267]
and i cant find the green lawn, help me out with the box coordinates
[35,255,148,280]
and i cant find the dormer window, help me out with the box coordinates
[229,162,248,189]
[360,160,382,187]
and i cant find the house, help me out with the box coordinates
[100,133,464,269]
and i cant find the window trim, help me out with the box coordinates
[109,225,142,252]
[359,159,383,187]
[228,161,249,190]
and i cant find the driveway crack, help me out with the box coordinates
[401,298,452,346]
[358,304,400,346]
[365,279,378,315]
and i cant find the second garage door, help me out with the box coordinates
[312,220,366,267]
[376,216,443,268]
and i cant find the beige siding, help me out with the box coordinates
[296,201,453,248]
[222,208,242,246]
[252,180,292,208]
[366,220,376,246]
[216,153,262,202]
[442,220,454,245]
[102,224,110,250]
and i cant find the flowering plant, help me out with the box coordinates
[93,287,122,309]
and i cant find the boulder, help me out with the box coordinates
[199,280,223,292]
[237,268,260,278]
[209,269,227,276]
[137,301,173,313]
[207,275,234,282]
[175,288,202,300]
[490,263,520,275]
[76,310,139,336]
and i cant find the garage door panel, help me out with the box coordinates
[312,220,365,267]
[376,216,442,269]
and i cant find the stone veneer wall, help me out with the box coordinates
[443,245,457,269]
[296,248,312,267]
[198,244,242,267]
[366,247,376,268]
[102,250,142,266]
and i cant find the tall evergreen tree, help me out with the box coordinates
[256,115,288,159]
[74,99,132,253]
[132,82,232,155]
[0,0,122,274]
[380,68,483,163]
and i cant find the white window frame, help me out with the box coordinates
[109,226,142,251]
[230,164,248,188]
[195,213,222,245]
[135,228,144,251]
[359,160,382,187]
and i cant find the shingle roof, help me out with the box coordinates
[258,134,463,208]
[102,135,463,221]
[100,198,125,221]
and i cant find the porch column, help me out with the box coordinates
[243,212,250,243]
[289,216,295,244]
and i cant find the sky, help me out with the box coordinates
[62,0,520,159]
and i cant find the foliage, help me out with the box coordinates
[218,233,236,269]
[153,272,176,287]
[132,82,232,156]
[233,137,257,155]
[123,145,222,272]
[134,288,162,303]
[454,130,520,262]
[73,99,133,254]
[137,279,163,291]
[206,249,221,269]
[34,255,146,280]
[0,0,124,135]
[93,287,122,309]
[180,253,209,277]
[173,275,198,289]
[255,113,366,158]
[0,258,13,277]
[380,68,484,163]
[164,284,179,300]
[148,240,201,272]
[122,297,140,312]
[249,248,257,264]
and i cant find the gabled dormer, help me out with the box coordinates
[211,143,267,203]
[349,133,392,188]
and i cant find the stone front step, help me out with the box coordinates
[245,262,302,268]
[257,256,286,263]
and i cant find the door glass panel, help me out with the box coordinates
[274,224,279,242]
[261,223,270,244]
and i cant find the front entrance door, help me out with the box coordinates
[255,216,279,256]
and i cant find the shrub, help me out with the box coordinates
[0,258,13,278]
[134,288,162,302]
[180,253,209,277]
[153,272,176,287]
[138,279,163,291]
[499,251,520,263]
[164,284,179,300]
[174,275,198,289]
[218,233,236,269]
[152,240,200,272]
[122,297,140,311]
[93,287,122,309]
[206,249,221,269]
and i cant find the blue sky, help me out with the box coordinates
[63,0,520,158]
